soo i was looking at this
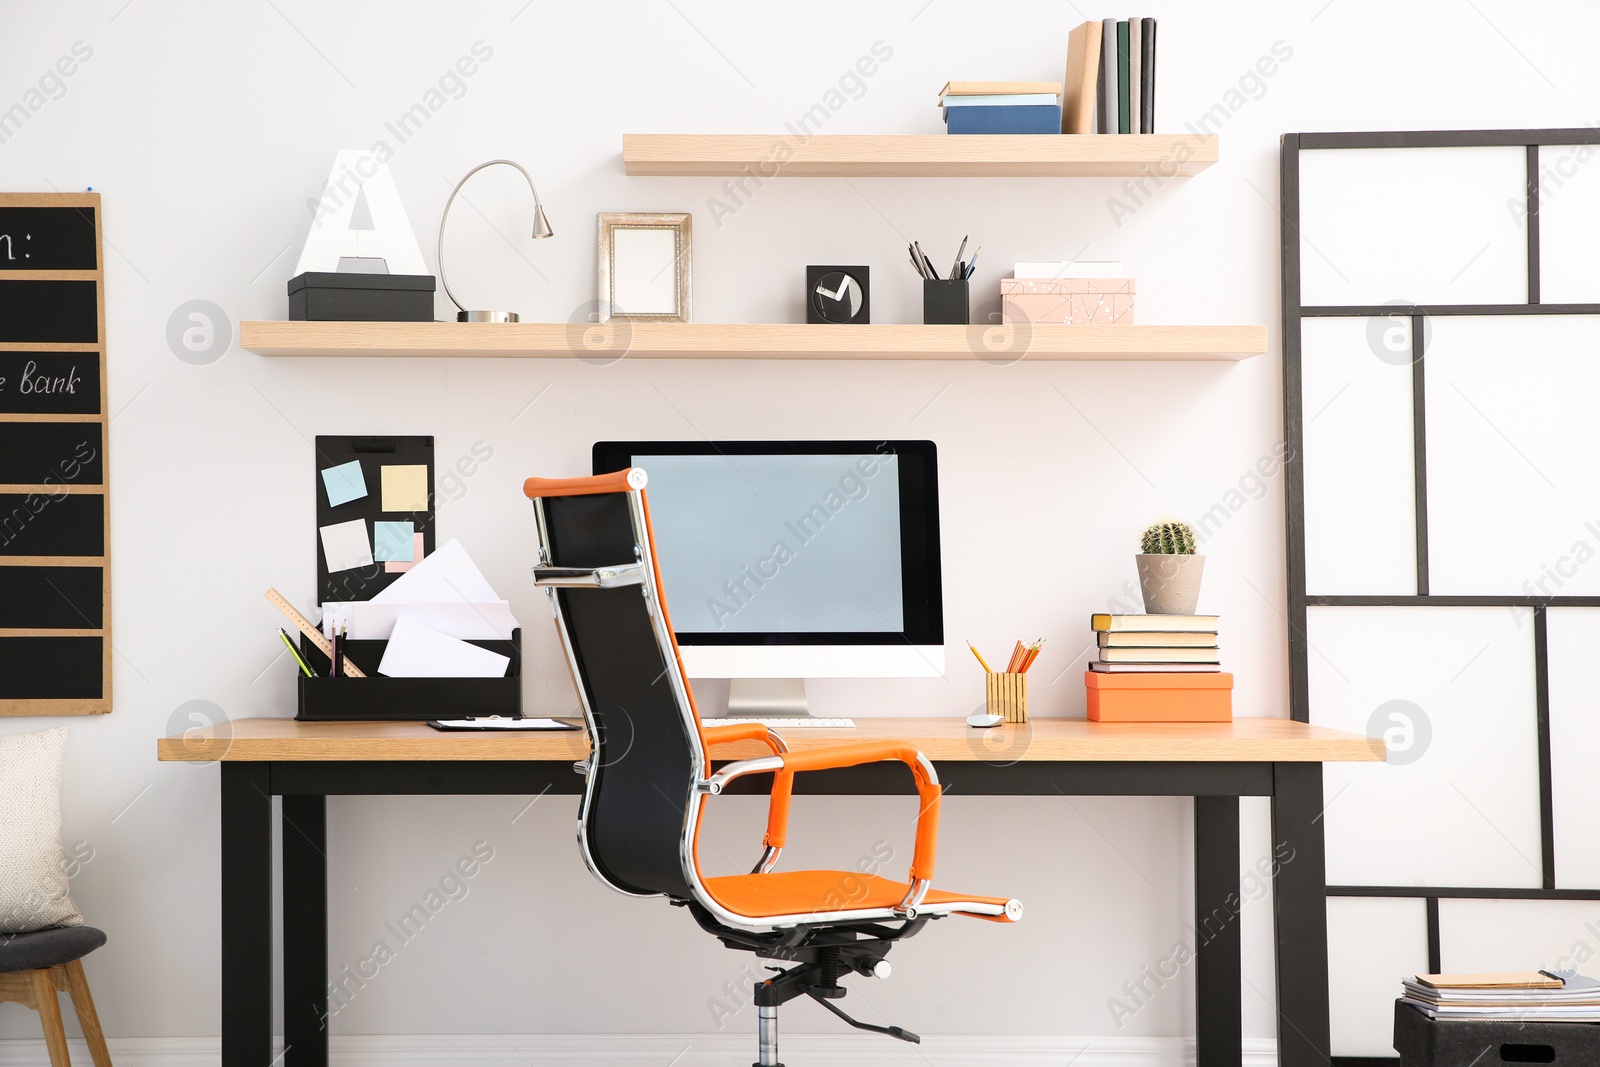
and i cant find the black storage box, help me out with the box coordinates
[287,271,436,322]
[1395,999,1600,1065]
[295,629,521,722]
[923,278,970,325]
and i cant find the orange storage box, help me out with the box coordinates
[1084,671,1233,722]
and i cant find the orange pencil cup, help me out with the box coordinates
[986,672,1028,723]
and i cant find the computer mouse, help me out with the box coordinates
[966,711,1004,728]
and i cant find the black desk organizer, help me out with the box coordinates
[1394,999,1600,1066]
[294,630,522,721]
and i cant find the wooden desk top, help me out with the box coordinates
[156,716,1384,764]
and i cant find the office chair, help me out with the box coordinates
[525,468,1020,1067]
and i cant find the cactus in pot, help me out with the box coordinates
[1135,519,1204,614]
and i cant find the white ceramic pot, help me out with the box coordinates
[1136,554,1205,615]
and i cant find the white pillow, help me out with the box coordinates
[0,727,84,932]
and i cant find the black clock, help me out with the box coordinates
[807,265,870,324]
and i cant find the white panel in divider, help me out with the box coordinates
[1298,146,1527,308]
[1545,608,1600,889]
[1439,898,1600,974]
[1424,315,1600,596]
[1308,605,1541,888]
[1328,897,1428,1058]
[1300,317,1417,595]
[1537,143,1600,304]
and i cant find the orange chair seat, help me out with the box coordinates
[704,869,1013,920]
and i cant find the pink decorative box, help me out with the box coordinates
[1000,278,1135,325]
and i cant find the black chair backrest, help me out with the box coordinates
[536,483,703,900]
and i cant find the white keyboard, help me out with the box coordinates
[701,717,856,729]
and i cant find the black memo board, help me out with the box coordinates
[315,435,435,604]
[0,193,111,715]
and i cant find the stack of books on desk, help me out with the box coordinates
[1090,613,1220,672]
[1084,614,1231,722]
[939,81,1062,135]
[1400,971,1600,1022]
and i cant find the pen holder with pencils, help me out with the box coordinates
[923,278,970,325]
[986,671,1028,724]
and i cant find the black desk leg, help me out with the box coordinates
[1272,762,1332,1067]
[1195,795,1242,1067]
[221,763,273,1067]
[282,794,329,1067]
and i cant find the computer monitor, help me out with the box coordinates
[592,441,944,715]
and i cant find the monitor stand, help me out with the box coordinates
[725,678,810,718]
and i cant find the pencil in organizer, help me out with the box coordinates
[967,641,994,673]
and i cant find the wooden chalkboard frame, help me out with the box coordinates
[0,192,110,715]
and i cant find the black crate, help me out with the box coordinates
[1395,999,1600,1066]
[295,630,521,722]
[287,272,436,322]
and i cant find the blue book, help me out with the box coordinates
[944,104,1062,134]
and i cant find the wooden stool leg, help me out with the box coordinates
[29,969,72,1067]
[61,961,112,1067]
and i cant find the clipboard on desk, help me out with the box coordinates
[427,716,582,732]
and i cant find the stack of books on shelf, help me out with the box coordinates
[1400,971,1600,1023]
[1083,613,1231,722]
[1061,18,1158,134]
[939,81,1062,135]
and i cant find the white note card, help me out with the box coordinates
[319,519,374,573]
[378,619,509,678]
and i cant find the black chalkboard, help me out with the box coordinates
[0,193,110,714]
[0,207,97,269]
[0,637,103,699]
[0,281,99,343]
[0,567,102,628]
[0,423,102,485]
[0,352,100,414]
[0,494,103,557]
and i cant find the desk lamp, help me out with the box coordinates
[437,159,553,323]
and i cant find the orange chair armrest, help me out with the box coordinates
[702,723,795,850]
[777,742,942,882]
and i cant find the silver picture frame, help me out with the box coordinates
[597,212,692,323]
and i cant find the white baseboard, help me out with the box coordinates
[0,1033,1281,1066]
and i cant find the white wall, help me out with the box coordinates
[3,0,1597,1057]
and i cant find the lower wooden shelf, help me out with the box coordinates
[240,321,1266,362]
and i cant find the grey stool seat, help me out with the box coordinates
[0,925,111,1066]
[0,927,107,974]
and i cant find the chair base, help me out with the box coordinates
[0,960,113,1067]
[706,916,923,1067]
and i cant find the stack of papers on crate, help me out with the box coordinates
[322,539,518,678]
[1400,971,1600,1022]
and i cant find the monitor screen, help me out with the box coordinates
[593,441,942,647]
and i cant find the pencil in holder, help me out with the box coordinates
[986,671,1028,723]
[923,278,971,325]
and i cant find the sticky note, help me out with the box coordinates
[320,460,367,507]
[319,519,374,573]
[373,521,415,562]
[381,465,429,511]
[386,533,425,573]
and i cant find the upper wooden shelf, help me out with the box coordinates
[622,134,1218,177]
[240,321,1265,362]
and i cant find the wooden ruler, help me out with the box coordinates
[264,587,365,678]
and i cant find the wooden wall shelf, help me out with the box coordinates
[622,134,1218,177]
[241,321,1265,362]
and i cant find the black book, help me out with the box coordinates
[1140,18,1156,133]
